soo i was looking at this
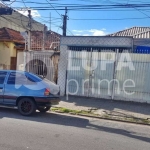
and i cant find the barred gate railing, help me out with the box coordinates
[17,51,60,83]
[66,47,150,103]
[66,47,132,100]
[27,51,55,82]
[114,50,150,103]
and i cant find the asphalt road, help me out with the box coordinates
[0,108,150,150]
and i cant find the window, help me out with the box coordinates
[7,72,43,85]
[25,73,41,85]
[7,72,27,85]
[0,72,7,84]
[28,73,43,82]
[26,76,37,85]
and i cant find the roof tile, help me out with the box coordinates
[0,27,25,43]
[107,27,150,38]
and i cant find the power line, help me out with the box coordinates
[45,0,61,16]
[11,2,150,9]
[21,0,28,8]
[69,16,150,20]
[21,0,32,28]
[81,0,150,4]
[0,11,62,31]
[0,1,63,33]
[0,0,8,7]
[4,0,150,35]
[37,17,62,27]
[0,15,28,29]
[38,16,61,19]
[6,10,150,22]
[9,0,62,5]
[20,14,28,29]
[106,1,150,18]
[11,0,150,5]
[13,5,150,9]
[67,28,74,36]
[21,0,35,30]
[6,0,16,6]
[3,0,44,30]
[1,12,46,31]
[57,22,62,33]
[12,8,150,12]
[134,7,150,18]
[6,0,150,13]
[7,0,150,9]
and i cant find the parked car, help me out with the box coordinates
[0,70,60,116]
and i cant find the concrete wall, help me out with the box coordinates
[0,17,25,32]
[0,13,44,32]
[17,51,24,71]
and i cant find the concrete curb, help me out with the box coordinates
[77,113,150,126]
[51,108,150,126]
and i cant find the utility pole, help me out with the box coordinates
[50,12,51,31]
[27,9,32,51]
[42,25,47,50]
[25,10,32,72]
[62,7,67,36]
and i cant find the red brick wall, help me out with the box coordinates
[31,31,60,50]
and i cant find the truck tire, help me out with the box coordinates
[18,98,36,116]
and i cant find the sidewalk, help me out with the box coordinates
[53,96,150,124]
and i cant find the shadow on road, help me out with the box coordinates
[0,108,89,128]
[61,96,150,116]
[0,108,150,143]
[87,124,150,143]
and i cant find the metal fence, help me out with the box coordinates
[58,37,150,103]
[66,47,150,103]
[114,49,150,103]
[23,31,60,83]
[16,51,59,83]
[67,47,129,98]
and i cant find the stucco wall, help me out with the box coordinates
[10,44,17,57]
[16,51,24,71]
[0,42,16,69]
[0,11,44,32]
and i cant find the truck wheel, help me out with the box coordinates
[37,106,51,113]
[18,98,36,116]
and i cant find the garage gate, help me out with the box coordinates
[58,37,150,103]
[67,46,132,100]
